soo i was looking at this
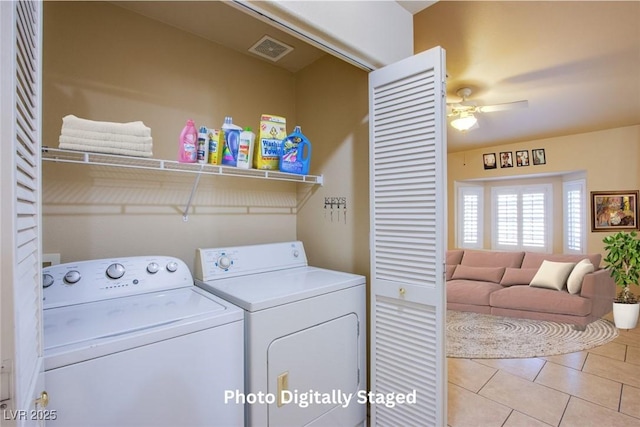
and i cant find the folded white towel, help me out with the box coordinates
[59,135,153,152]
[62,114,151,137]
[61,127,153,144]
[59,142,153,158]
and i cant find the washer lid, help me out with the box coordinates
[195,266,365,311]
[43,287,228,351]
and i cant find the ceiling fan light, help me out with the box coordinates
[451,113,477,132]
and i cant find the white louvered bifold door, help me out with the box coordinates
[369,47,447,427]
[0,1,44,424]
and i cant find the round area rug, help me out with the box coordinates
[446,310,619,359]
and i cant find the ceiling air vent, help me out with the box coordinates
[249,35,294,62]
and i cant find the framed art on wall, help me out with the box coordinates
[516,150,529,166]
[483,153,496,170]
[591,190,639,231]
[500,151,513,168]
[532,148,546,165]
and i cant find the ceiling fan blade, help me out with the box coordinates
[478,100,528,113]
[449,104,475,115]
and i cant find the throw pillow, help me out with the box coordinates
[529,260,576,291]
[499,268,539,286]
[446,264,457,281]
[446,250,464,265]
[566,259,595,294]
[451,265,505,283]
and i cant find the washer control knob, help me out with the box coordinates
[106,263,125,279]
[146,262,160,274]
[217,255,231,270]
[64,270,81,284]
[43,273,54,288]
[293,249,300,258]
[166,261,178,273]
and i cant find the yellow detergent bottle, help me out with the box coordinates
[207,128,223,165]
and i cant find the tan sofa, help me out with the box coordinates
[446,249,616,329]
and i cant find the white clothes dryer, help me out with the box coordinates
[42,256,244,427]
[195,241,366,427]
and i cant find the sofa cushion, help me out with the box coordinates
[451,265,505,283]
[447,280,504,306]
[490,286,592,317]
[446,250,464,265]
[521,252,602,270]
[499,268,539,286]
[567,259,595,295]
[460,250,525,268]
[529,260,576,291]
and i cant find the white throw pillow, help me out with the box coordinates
[566,259,595,294]
[529,260,576,291]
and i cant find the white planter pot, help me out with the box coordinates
[613,302,640,329]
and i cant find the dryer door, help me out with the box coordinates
[268,313,359,426]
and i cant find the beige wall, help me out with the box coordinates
[42,1,369,274]
[447,125,640,256]
[294,55,370,278]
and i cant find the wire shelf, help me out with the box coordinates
[41,147,323,185]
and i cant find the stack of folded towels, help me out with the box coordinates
[58,114,153,158]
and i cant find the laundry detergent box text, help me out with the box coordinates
[254,114,286,170]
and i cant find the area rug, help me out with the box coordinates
[446,310,619,359]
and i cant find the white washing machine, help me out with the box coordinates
[42,256,244,427]
[194,241,366,427]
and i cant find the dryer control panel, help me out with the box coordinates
[43,256,192,309]
[195,241,307,281]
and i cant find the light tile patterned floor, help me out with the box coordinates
[447,315,640,426]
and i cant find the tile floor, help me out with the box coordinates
[447,314,640,427]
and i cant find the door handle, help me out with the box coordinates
[277,372,288,407]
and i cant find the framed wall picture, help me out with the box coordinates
[591,190,639,231]
[516,150,529,167]
[483,153,497,170]
[532,148,546,165]
[499,151,513,168]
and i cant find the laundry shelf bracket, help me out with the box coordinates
[182,168,203,222]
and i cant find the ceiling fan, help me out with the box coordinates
[448,87,529,132]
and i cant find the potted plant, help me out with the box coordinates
[602,230,640,329]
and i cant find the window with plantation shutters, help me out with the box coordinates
[492,185,551,252]
[456,185,483,249]
[495,192,518,248]
[522,191,546,248]
[564,179,586,254]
